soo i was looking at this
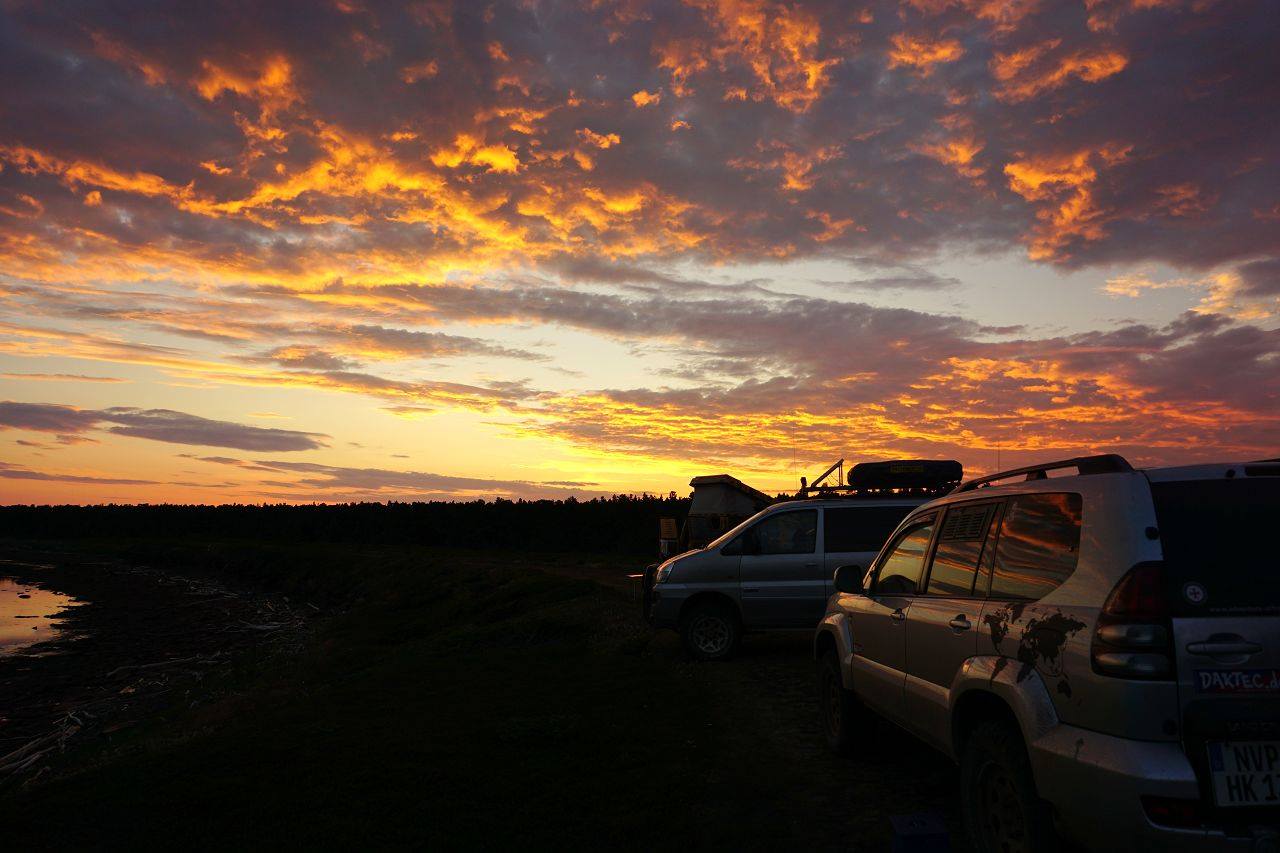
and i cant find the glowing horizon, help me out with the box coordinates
[1,0,1277,504]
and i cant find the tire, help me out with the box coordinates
[961,719,1055,853]
[817,649,860,756]
[680,601,740,661]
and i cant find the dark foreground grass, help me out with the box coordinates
[0,542,818,850]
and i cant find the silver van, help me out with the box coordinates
[815,455,1280,851]
[645,460,962,660]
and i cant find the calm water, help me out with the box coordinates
[0,568,81,655]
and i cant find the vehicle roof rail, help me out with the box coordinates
[951,453,1133,493]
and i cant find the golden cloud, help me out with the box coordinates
[887,33,965,74]
[990,40,1128,101]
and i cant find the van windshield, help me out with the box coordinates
[1149,476,1280,616]
[704,510,766,551]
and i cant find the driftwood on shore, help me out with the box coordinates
[0,551,314,787]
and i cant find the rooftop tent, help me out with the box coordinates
[688,474,772,516]
[682,474,772,549]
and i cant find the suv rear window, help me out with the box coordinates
[989,493,1082,600]
[1150,477,1280,615]
[825,506,915,553]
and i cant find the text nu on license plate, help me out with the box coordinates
[1207,741,1280,807]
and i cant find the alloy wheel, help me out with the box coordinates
[690,614,730,656]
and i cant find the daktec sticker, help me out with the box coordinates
[1196,669,1280,694]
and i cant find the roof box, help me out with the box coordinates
[847,459,962,492]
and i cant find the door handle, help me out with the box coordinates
[890,608,906,622]
[1186,639,1261,657]
[949,616,972,632]
[804,562,818,568]
[743,587,760,593]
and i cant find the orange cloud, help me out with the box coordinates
[400,59,439,83]
[89,32,167,85]
[903,0,1042,34]
[0,192,44,218]
[631,89,661,107]
[194,55,299,114]
[1004,144,1131,260]
[912,115,986,180]
[1153,183,1215,218]
[1084,0,1184,32]
[576,128,621,149]
[656,0,839,112]
[990,40,1128,101]
[887,33,965,74]
[728,142,843,192]
[429,133,521,173]
[0,144,193,203]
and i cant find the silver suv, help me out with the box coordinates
[646,460,963,660]
[814,455,1280,851]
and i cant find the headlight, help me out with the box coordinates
[655,561,675,584]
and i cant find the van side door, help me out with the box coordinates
[738,508,822,628]
[847,512,938,722]
[823,504,917,595]
[903,500,1003,751]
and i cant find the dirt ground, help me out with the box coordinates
[0,541,967,850]
[613,611,965,849]
[543,555,966,848]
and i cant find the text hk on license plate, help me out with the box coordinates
[1207,741,1280,807]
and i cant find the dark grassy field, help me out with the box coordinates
[0,540,961,850]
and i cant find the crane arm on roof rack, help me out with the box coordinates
[811,458,843,488]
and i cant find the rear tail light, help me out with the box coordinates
[1141,795,1204,828]
[1092,562,1175,680]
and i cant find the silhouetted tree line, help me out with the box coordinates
[0,495,692,556]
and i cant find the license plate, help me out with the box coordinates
[1207,741,1280,807]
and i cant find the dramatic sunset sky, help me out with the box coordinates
[0,0,1277,504]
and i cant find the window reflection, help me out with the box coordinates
[990,493,1082,600]
[927,503,996,597]
[876,516,936,595]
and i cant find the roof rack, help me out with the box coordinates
[952,453,1133,493]
[796,459,963,500]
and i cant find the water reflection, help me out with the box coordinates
[0,571,81,655]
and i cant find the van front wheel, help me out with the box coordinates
[680,602,739,661]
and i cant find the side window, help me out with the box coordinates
[751,509,817,555]
[926,502,998,597]
[824,506,915,553]
[990,493,1083,600]
[873,514,937,595]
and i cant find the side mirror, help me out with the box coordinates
[833,564,864,595]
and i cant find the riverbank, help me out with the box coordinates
[0,545,312,785]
